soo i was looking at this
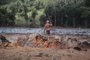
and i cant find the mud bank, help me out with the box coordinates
[0,33,90,48]
[0,33,90,60]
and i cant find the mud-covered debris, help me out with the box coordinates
[0,35,11,48]
[0,35,22,48]
[17,35,29,47]
[24,34,89,50]
[0,35,10,43]
[82,41,90,48]
[1,34,89,51]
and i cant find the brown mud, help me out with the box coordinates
[0,34,90,60]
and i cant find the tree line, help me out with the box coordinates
[0,0,90,28]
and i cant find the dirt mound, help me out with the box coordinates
[0,34,90,51]
[15,34,90,51]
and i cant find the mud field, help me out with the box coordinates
[0,33,90,60]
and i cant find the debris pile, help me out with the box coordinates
[0,35,21,48]
[32,34,90,51]
[0,35,11,48]
[0,34,90,51]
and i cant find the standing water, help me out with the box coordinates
[0,27,90,35]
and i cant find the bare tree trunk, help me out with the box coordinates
[84,20,87,28]
[65,20,68,27]
[54,15,56,27]
[73,17,75,27]
[61,16,63,27]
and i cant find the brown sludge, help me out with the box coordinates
[0,34,90,51]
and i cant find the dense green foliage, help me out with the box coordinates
[0,0,90,27]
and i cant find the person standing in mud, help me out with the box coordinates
[44,20,53,34]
